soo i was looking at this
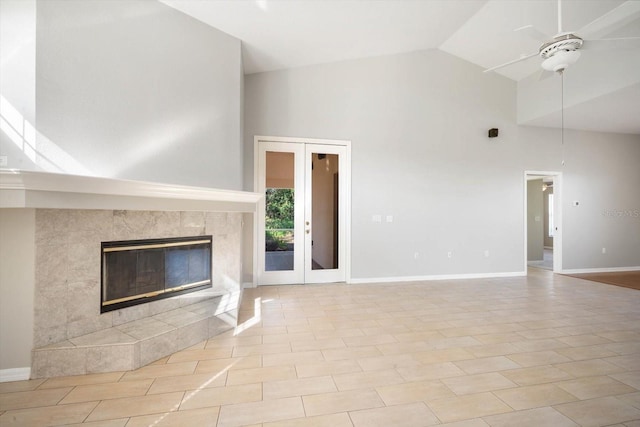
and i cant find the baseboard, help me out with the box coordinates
[561,266,640,274]
[0,367,31,383]
[349,271,526,284]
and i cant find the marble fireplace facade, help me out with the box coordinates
[29,209,243,377]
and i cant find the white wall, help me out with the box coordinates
[244,49,640,280]
[0,209,35,373]
[29,0,243,189]
[527,179,544,261]
[0,0,36,170]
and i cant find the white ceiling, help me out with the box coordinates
[160,0,640,135]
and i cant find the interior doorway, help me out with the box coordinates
[255,136,351,285]
[525,171,562,273]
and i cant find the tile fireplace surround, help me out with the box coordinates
[0,171,260,380]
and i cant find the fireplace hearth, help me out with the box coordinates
[101,235,212,312]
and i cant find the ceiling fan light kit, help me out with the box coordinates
[542,49,581,72]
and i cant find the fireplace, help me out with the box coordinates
[101,235,212,313]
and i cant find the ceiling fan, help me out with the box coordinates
[484,0,640,75]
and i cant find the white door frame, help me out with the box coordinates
[524,170,563,273]
[254,135,352,285]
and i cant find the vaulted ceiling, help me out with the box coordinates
[161,0,640,135]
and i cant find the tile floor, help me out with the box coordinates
[1,268,639,426]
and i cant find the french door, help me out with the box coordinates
[256,137,349,285]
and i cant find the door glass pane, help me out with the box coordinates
[265,151,295,271]
[311,153,339,270]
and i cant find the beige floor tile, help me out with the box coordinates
[262,350,324,367]
[454,356,521,374]
[126,407,219,427]
[60,379,153,404]
[376,341,432,355]
[302,389,385,416]
[556,345,617,361]
[616,392,640,410]
[512,338,569,352]
[0,402,99,426]
[322,346,382,361]
[147,371,228,394]
[166,347,233,363]
[412,348,475,364]
[493,383,578,410]
[263,376,336,399]
[441,372,516,395]
[466,343,521,358]
[262,332,316,344]
[610,371,640,389]
[506,350,571,367]
[0,379,46,393]
[217,396,304,427]
[0,387,72,411]
[438,420,489,427]
[120,361,197,381]
[227,365,297,386]
[557,334,612,347]
[554,396,640,427]
[85,392,184,422]
[65,419,129,427]
[263,412,352,427]
[356,353,421,371]
[296,359,362,378]
[206,334,263,349]
[332,368,405,391]
[483,407,579,427]
[179,382,262,410]
[349,402,440,426]
[556,375,637,400]
[376,380,455,405]
[606,354,640,371]
[398,361,466,382]
[555,359,626,377]
[473,332,524,345]
[195,355,262,374]
[233,343,292,357]
[516,328,566,340]
[623,421,640,427]
[428,392,512,423]
[291,338,346,352]
[501,365,574,386]
[38,372,124,390]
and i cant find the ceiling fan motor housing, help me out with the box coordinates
[539,33,583,59]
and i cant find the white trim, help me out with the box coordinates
[561,266,640,274]
[0,367,30,383]
[255,135,350,147]
[349,271,526,284]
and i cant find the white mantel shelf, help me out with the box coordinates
[0,170,261,212]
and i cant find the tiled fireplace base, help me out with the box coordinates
[31,295,236,378]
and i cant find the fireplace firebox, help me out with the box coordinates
[101,235,212,313]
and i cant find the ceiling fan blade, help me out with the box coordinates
[583,37,640,51]
[577,1,640,39]
[483,52,539,73]
[514,25,550,43]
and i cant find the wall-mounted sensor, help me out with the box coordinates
[573,201,579,206]
[488,128,499,138]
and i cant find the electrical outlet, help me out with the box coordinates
[602,247,606,254]
[447,251,452,259]
[386,215,393,223]
[372,214,382,223]
[484,250,490,258]
[414,252,419,260]
[0,156,7,167]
